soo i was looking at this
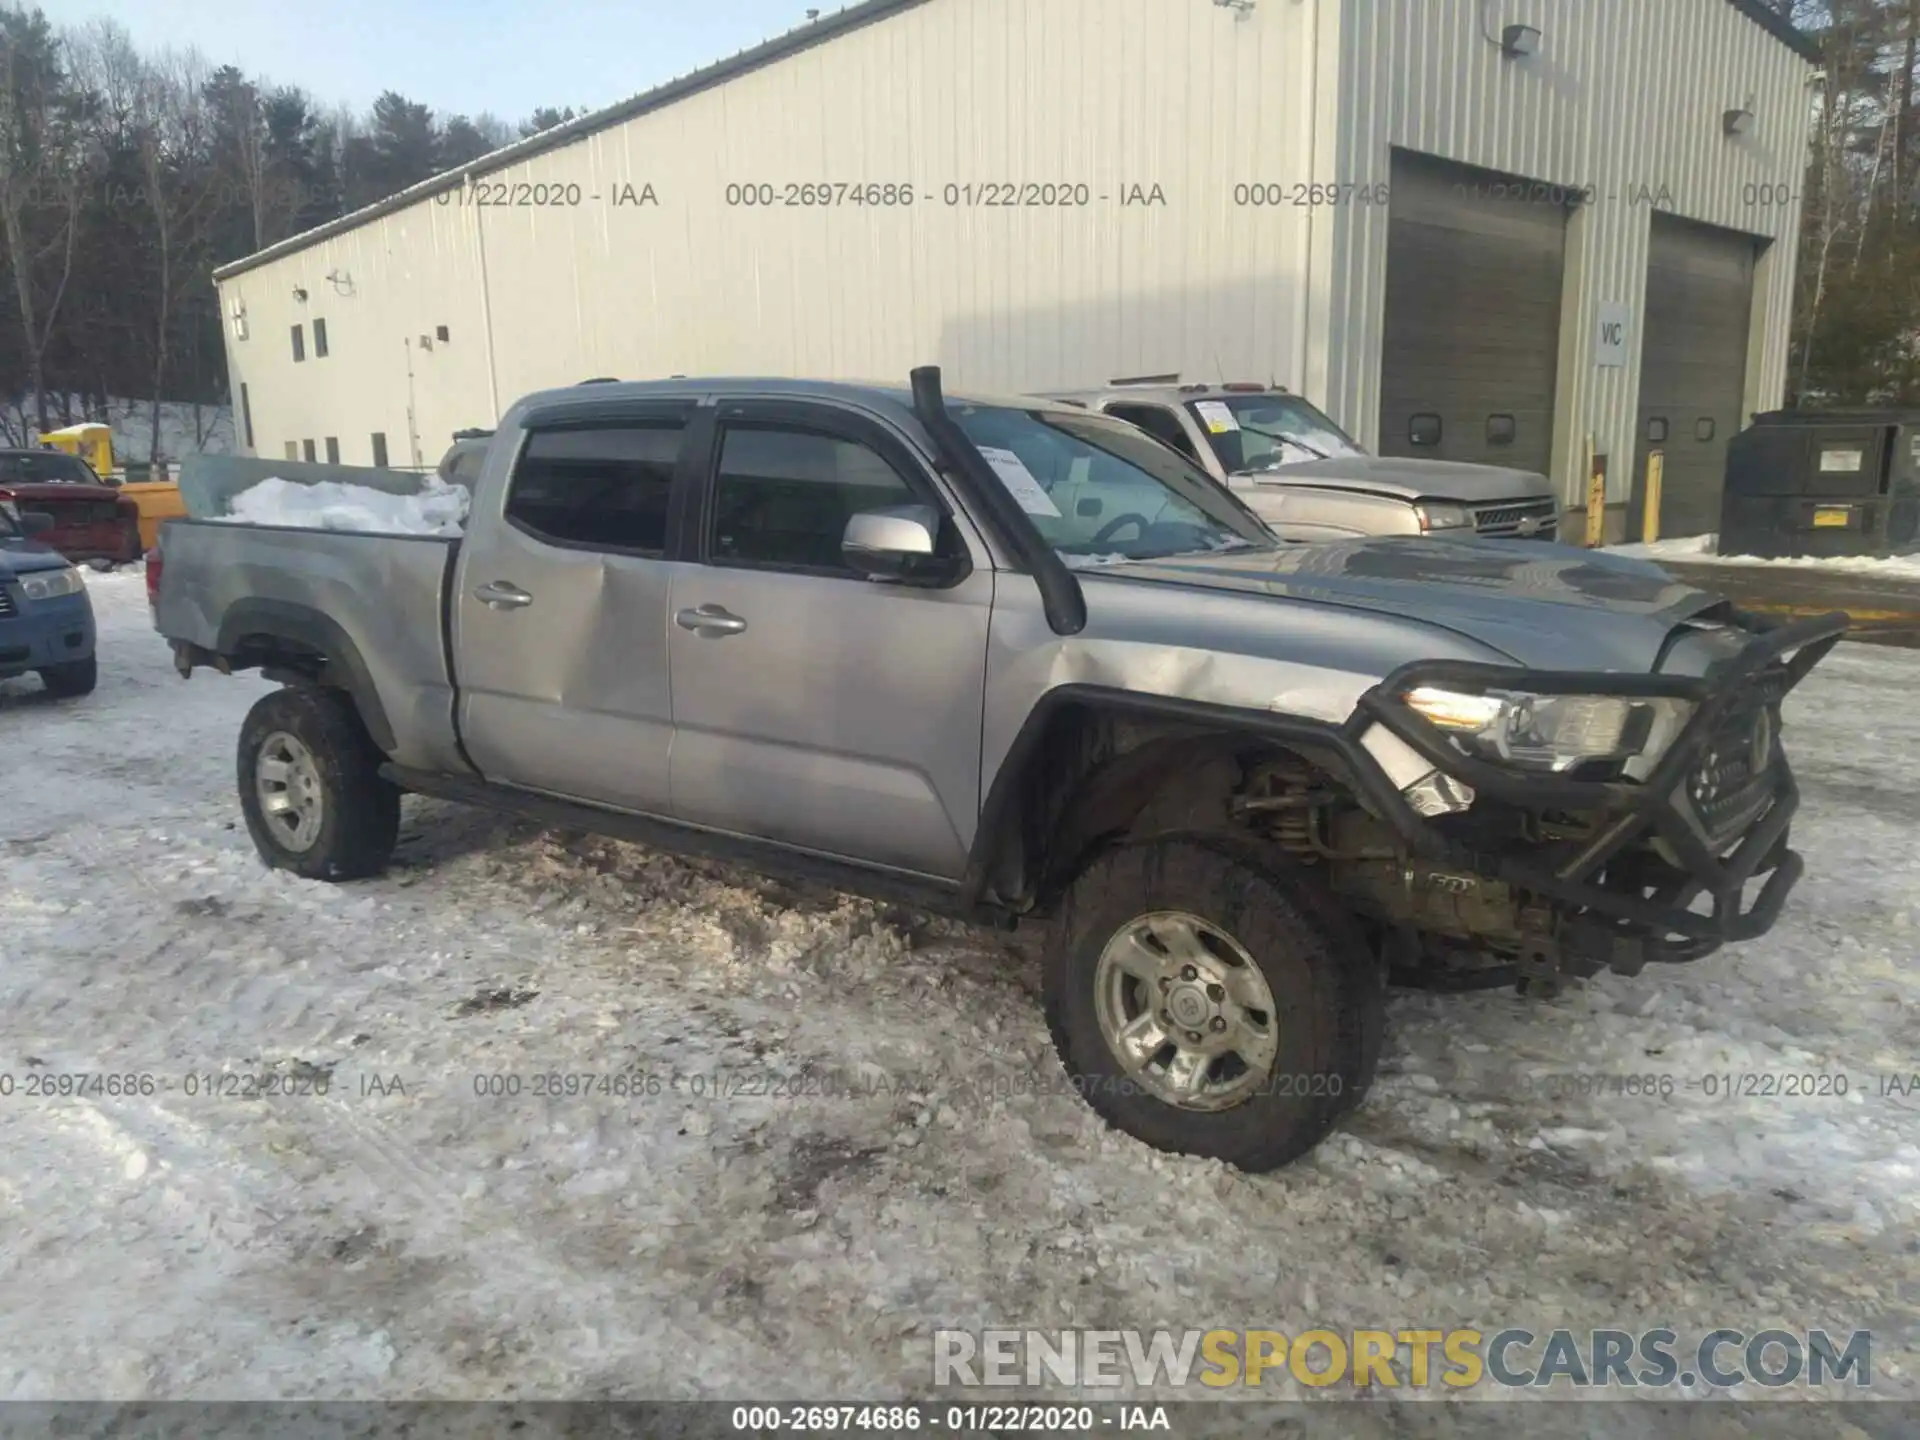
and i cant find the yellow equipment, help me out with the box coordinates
[43,421,113,473]
[43,422,186,551]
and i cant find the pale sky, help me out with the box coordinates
[44,0,831,125]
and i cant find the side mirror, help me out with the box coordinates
[22,510,56,536]
[841,503,958,584]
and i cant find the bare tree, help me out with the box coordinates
[130,48,220,466]
[0,8,93,436]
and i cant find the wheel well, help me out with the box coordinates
[972,698,1358,915]
[231,632,326,677]
[213,612,395,756]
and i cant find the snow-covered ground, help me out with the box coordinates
[0,572,1916,1408]
[1615,532,1920,580]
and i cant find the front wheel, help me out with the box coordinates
[38,655,97,698]
[1044,836,1383,1172]
[237,687,399,881]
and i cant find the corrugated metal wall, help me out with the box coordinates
[221,202,492,468]
[220,0,1324,462]
[1324,0,1812,507]
[218,0,1810,520]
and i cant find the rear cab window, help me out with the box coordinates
[0,453,104,486]
[1104,403,1202,463]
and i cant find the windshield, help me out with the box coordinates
[948,403,1276,563]
[1186,395,1366,472]
[0,451,104,486]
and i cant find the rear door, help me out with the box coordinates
[453,403,694,814]
[666,398,993,878]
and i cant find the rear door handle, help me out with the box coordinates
[675,604,748,637]
[473,580,533,610]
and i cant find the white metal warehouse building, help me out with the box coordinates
[212,0,1818,540]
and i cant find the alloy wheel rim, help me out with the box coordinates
[1093,910,1279,1112]
[255,731,325,852]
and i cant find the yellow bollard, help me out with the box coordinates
[1584,442,1608,548]
[1642,450,1665,544]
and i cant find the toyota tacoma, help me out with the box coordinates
[153,367,1843,1172]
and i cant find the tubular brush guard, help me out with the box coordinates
[1348,609,1848,978]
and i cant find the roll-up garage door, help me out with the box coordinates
[1630,213,1758,541]
[1378,150,1573,480]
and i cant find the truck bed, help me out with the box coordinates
[155,518,467,774]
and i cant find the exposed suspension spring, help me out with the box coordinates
[1231,760,1334,860]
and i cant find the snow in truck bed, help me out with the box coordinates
[210,474,470,537]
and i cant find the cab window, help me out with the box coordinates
[504,422,686,553]
[1105,403,1201,463]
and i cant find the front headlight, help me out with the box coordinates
[1414,501,1475,532]
[19,566,86,601]
[1404,685,1695,776]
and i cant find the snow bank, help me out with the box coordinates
[1614,533,1719,559]
[1614,531,1920,578]
[214,475,469,537]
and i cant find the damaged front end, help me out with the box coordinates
[1247,609,1848,997]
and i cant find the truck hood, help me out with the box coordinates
[1234,456,1552,503]
[1084,536,1726,673]
[0,535,70,574]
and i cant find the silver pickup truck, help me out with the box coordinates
[156,367,1845,1172]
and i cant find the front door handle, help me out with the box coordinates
[675,604,749,638]
[473,580,533,610]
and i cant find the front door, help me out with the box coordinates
[666,399,993,878]
[453,404,694,814]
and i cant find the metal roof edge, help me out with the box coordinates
[1722,0,1821,64]
[211,0,935,283]
[211,0,1818,287]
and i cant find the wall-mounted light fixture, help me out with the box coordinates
[230,298,248,341]
[291,286,308,303]
[1501,23,1541,57]
[1723,107,1756,137]
[1211,0,1256,15]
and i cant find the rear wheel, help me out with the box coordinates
[238,687,399,881]
[38,655,97,698]
[1044,836,1382,1172]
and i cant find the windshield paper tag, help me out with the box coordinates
[1194,400,1240,434]
[1819,448,1863,472]
[977,446,1062,517]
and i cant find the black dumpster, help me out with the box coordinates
[1719,409,1920,558]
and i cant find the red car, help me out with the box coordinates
[0,448,143,565]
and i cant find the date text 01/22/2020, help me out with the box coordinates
[437,180,659,207]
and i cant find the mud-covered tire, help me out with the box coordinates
[237,686,399,882]
[38,656,97,698]
[1044,835,1383,1172]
